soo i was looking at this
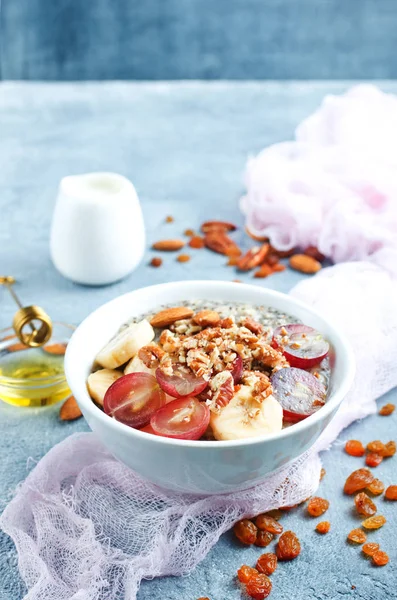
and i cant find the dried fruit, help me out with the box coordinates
[344,468,374,495]
[188,236,205,249]
[365,453,383,468]
[345,439,365,457]
[347,529,367,544]
[383,441,396,457]
[44,343,67,355]
[256,553,278,576]
[362,542,380,557]
[234,519,258,545]
[255,515,283,535]
[204,231,241,256]
[372,550,389,566]
[379,403,395,416]
[303,246,326,262]
[176,254,190,263]
[361,515,386,530]
[245,573,272,599]
[366,478,385,496]
[60,396,82,421]
[254,530,274,547]
[307,497,330,517]
[184,228,195,236]
[354,492,377,517]
[320,468,326,480]
[201,220,236,233]
[150,257,162,268]
[367,440,386,454]
[237,565,258,583]
[276,531,301,560]
[193,310,220,327]
[150,307,194,328]
[316,521,330,534]
[385,485,397,500]
[165,215,174,223]
[289,254,322,274]
[152,239,185,251]
[237,244,269,271]
[254,264,273,278]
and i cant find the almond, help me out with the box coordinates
[201,220,237,233]
[7,342,29,352]
[193,310,221,327]
[150,306,194,328]
[44,343,67,355]
[289,254,322,274]
[204,232,241,256]
[152,239,185,251]
[237,243,269,271]
[60,396,82,421]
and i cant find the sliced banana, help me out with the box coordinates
[124,355,154,375]
[210,385,283,441]
[87,368,122,406]
[95,319,155,369]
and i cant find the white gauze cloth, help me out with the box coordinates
[2,86,397,600]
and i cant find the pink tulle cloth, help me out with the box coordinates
[241,85,397,262]
[2,86,397,600]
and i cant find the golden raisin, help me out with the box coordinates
[254,530,274,548]
[165,215,174,223]
[372,550,389,566]
[234,519,258,545]
[365,453,383,468]
[320,468,326,480]
[366,478,385,496]
[316,521,331,534]
[176,254,190,263]
[347,529,367,544]
[354,492,377,517]
[237,565,258,583]
[362,542,380,557]
[385,485,397,500]
[245,573,272,599]
[150,257,163,267]
[362,515,386,530]
[383,441,396,457]
[307,497,330,517]
[255,515,283,535]
[184,228,195,236]
[379,403,395,416]
[256,553,278,576]
[276,531,301,561]
[367,440,386,454]
[344,468,374,495]
[188,236,205,249]
[345,440,365,457]
[264,509,282,521]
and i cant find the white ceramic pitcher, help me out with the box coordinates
[50,172,145,285]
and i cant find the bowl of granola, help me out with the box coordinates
[65,281,355,494]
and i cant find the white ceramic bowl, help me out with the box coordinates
[65,281,355,494]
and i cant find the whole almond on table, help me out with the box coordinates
[60,396,82,421]
[237,243,269,271]
[152,239,185,251]
[201,220,237,233]
[150,307,194,328]
[289,254,322,274]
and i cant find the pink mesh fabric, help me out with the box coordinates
[2,256,397,600]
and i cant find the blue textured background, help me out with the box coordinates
[2,0,397,80]
[0,82,396,599]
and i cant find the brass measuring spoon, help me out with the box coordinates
[0,276,53,347]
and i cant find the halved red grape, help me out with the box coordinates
[103,373,166,428]
[155,365,208,398]
[272,324,329,368]
[150,396,210,440]
[271,367,327,422]
[229,355,243,383]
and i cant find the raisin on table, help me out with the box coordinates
[276,530,301,560]
[255,514,283,535]
[344,469,374,495]
[245,573,272,600]
[234,519,258,545]
[354,492,377,517]
[307,496,330,517]
[256,553,278,576]
[362,515,386,530]
[347,529,367,544]
[385,485,397,500]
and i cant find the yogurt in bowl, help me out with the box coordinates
[65,281,355,494]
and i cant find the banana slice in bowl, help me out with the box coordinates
[95,319,154,369]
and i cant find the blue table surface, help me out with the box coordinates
[0,81,396,600]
